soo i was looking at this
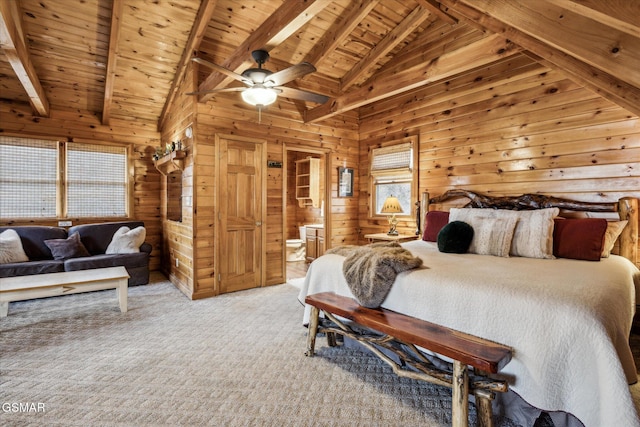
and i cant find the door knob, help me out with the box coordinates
[255,221,262,226]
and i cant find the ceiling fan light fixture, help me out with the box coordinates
[241,85,277,106]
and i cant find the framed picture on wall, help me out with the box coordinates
[338,167,353,197]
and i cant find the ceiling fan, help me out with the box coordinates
[187,50,329,109]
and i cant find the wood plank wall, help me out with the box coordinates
[0,101,163,271]
[357,50,640,265]
[195,100,359,288]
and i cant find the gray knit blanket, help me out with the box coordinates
[326,242,424,308]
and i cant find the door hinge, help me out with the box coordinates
[218,273,221,282]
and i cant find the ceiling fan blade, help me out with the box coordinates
[277,86,329,104]
[266,62,316,87]
[185,87,246,96]
[191,57,251,85]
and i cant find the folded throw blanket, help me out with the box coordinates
[326,242,424,308]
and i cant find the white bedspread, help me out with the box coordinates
[298,240,640,427]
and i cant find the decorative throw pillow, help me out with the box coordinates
[44,232,90,260]
[553,218,608,261]
[0,229,29,264]
[437,221,474,253]
[601,221,627,258]
[422,211,449,242]
[450,207,559,259]
[106,226,146,254]
[468,216,518,257]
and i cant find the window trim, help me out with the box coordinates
[369,136,419,220]
[0,136,133,221]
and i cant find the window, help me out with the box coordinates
[0,136,129,219]
[370,137,418,218]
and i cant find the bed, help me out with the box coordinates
[298,191,640,427]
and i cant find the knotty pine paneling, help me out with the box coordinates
[0,101,163,271]
[357,55,640,265]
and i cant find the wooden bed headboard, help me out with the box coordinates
[421,190,639,265]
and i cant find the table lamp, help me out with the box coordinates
[381,195,403,235]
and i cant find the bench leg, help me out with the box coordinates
[452,360,469,427]
[306,306,320,357]
[327,331,337,347]
[474,389,495,427]
[0,301,8,317]
[117,279,128,313]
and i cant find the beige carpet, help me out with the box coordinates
[0,273,635,426]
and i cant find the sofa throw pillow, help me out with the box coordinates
[422,211,449,242]
[106,226,146,254]
[0,229,29,264]
[553,218,607,261]
[601,220,627,258]
[437,221,474,253]
[468,216,518,257]
[44,232,90,261]
[450,207,559,259]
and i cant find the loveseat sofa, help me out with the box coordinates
[0,221,151,286]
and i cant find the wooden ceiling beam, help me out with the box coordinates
[545,0,640,38]
[102,0,124,125]
[303,0,380,69]
[158,0,218,130]
[439,0,640,117]
[305,34,520,123]
[340,4,432,91]
[0,0,49,117]
[198,0,329,103]
[415,0,458,25]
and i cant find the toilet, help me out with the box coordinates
[286,226,306,262]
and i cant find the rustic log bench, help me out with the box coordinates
[304,292,512,427]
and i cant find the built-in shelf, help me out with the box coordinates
[154,150,186,175]
[295,157,320,208]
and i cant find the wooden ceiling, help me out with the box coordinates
[1,0,638,132]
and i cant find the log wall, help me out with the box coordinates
[0,101,163,271]
[357,52,640,265]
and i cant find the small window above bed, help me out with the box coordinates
[369,137,418,219]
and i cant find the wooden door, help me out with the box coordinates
[216,135,266,294]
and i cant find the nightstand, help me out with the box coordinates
[364,233,418,243]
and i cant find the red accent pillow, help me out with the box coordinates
[553,218,608,261]
[422,211,450,242]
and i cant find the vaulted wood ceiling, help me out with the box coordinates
[1,0,638,132]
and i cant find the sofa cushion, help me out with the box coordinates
[68,221,145,255]
[106,226,146,254]
[64,252,149,272]
[0,260,65,278]
[44,232,91,260]
[0,229,29,264]
[0,226,67,260]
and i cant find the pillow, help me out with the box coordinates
[422,211,449,242]
[468,216,518,257]
[44,232,90,260]
[0,229,29,264]
[553,218,608,261]
[601,221,627,258]
[437,221,474,253]
[106,226,146,254]
[450,207,559,259]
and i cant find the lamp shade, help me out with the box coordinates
[381,196,403,214]
[241,85,278,106]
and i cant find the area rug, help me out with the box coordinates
[0,273,636,426]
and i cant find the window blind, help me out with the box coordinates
[371,142,413,172]
[66,143,127,217]
[0,137,57,218]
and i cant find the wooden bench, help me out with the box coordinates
[0,266,129,317]
[304,292,512,427]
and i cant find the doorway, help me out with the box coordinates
[284,146,330,282]
[216,134,266,294]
